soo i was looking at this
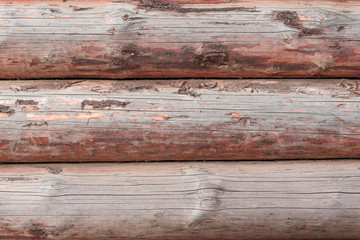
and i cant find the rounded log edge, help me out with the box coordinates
[0,160,360,240]
[1,0,360,78]
[0,79,359,162]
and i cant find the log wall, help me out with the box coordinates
[1,160,359,240]
[0,79,358,162]
[0,0,360,79]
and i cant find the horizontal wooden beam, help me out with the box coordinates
[0,160,359,240]
[0,79,359,162]
[0,0,360,79]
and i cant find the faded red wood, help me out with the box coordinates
[0,0,360,79]
[1,160,360,240]
[0,79,358,162]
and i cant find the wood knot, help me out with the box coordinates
[188,181,224,231]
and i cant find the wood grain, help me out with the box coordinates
[0,160,360,240]
[0,0,360,79]
[0,79,358,162]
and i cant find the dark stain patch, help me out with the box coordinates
[106,45,194,72]
[252,138,277,147]
[122,44,141,56]
[152,46,200,70]
[236,55,269,67]
[337,25,345,32]
[155,115,189,120]
[0,105,14,115]
[198,52,228,66]
[139,0,258,13]
[105,44,143,71]
[286,42,355,60]
[30,58,41,67]
[177,6,258,13]
[28,221,48,239]
[329,44,355,60]
[49,223,75,237]
[15,100,39,105]
[49,8,61,13]
[275,11,302,28]
[274,11,323,36]
[72,58,108,66]
[208,21,230,25]
[23,121,48,127]
[69,5,93,11]
[301,28,323,35]
[197,43,229,67]
[200,43,268,68]
[207,21,251,26]
[106,42,269,73]
[1,177,37,181]
[177,82,201,97]
[47,166,63,174]
[273,62,318,71]
[174,115,189,119]
[81,100,131,110]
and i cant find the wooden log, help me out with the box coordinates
[0,79,359,162]
[1,0,360,79]
[0,160,360,240]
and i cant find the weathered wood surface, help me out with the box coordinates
[0,0,360,79]
[0,160,360,240]
[0,79,359,162]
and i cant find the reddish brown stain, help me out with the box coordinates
[30,58,41,66]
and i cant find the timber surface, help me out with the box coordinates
[0,160,360,240]
[0,0,360,78]
[0,79,358,162]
